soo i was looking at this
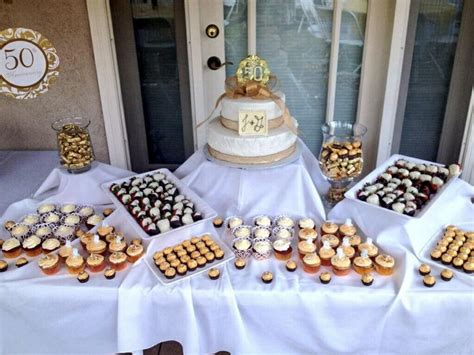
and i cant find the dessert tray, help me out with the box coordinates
[203,140,302,170]
[145,231,234,285]
[345,154,461,219]
[420,222,474,275]
[102,169,217,240]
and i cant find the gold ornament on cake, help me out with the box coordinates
[236,55,271,86]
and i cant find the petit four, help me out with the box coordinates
[208,268,220,280]
[319,272,331,284]
[303,253,321,273]
[331,248,351,276]
[77,271,90,283]
[2,238,22,258]
[16,257,28,268]
[423,275,436,288]
[38,254,60,275]
[273,238,292,260]
[361,273,374,286]
[0,260,8,272]
[440,269,453,281]
[374,254,395,275]
[261,271,273,284]
[286,259,297,272]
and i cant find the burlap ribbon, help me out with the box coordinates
[197,76,298,135]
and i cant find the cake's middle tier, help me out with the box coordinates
[207,117,298,158]
[220,91,286,121]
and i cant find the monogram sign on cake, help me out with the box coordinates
[238,110,268,136]
[0,28,60,99]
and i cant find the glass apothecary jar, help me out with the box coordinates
[52,117,95,174]
[319,121,367,207]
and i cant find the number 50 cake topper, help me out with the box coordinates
[0,27,59,99]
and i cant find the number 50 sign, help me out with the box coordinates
[0,28,59,99]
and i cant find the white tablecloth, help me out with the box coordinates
[1,145,473,354]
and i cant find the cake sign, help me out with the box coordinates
[238,110,268,136]
[236,55,270,86]
[0,27,60,99]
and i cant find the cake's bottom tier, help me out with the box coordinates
[207,118,298,165]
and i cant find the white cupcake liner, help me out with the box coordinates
[61,213,82,227]
[40,211,62,225]
[232,237,253,260]
[252,237,272,260]
[20,214,41,227]
[9,223,32,242]
[252,215,273,228]
[59,203,79,215]
[36,203,57,215]
[225,215,244,230]
[76,204,96,221]
[232,225,253,239]
[274,215,295,229]
[272,226,295,240]
[252,226,272,239]
[30,223,56,241]
[52,224,78,243]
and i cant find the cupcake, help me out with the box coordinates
[22,235,42,257]
[358,238,379,259]
[65,248,85,274]
[319,272,331,284]
[78,206,95,219]
[319,240,336,266]
[463,260,473,274]
[187,259,198,272]
[321,234,339,249]
[275,216,294,229]
[53,225,76,243]
[321,221,338,236]
[297,237,316,259]
[286,259,297,272]
[227,216,243,229]
[2,238,21,259]
[77,271,90,283]
[62,214,81,227]
[273,227,293,240]
[41,212,62,225]
[34,224,53,240]
[361,273,374,286]
[430,249,442,261]
[97,224,115,239]
[253,227,271,239]
[208,268,220,280]
[252,239,272,260]
[42,238,60,254]
[0,260,8,272]
[60,204,77,214]
[108,252,128,271]
[10,224,30,242]
[86,235,107,255]
[80,233,94,249]
[176,264,188,276]
[298,217,315,230]
[298,228,317,242]
[165,267,176,279]
[374,254,395,275]
[303,253,321,273]
[234,258,246,270]
[261,271,273,284]
[423,275,436,288]
[58,240,73,262]
[440,269,453,281]
[339,219,357,238]
[21,214,40,226]
[38,254,60,275]
[103,208,114,218]
[86,214,103,229]
[341,237,355,259]
[214,249,225,260]
[87,253,106,272]
[104,267,116,280]
[37,203,56,215]
[272,238,292,260]
[108,235,127,253]
[353,250,373,275]
[126,243,144,263]
[233,225,252,239]
[348,234,362,250]
[253,215,272,228]
[232,238,252,259]
[331,247,351,276]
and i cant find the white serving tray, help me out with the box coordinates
[344,154,460,220]
[145,230,234,285]
[101,168,218,240]
[203,140,302,170]
[419,222,474,276]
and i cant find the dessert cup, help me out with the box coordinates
[319,240,335,266]
[232,237,252,259]
[87,253,106,272]
[252,238,272,260]
[38,254,61,275]
[108,235,127,253]
[303,253,321,273]
[66,248,85,274]
[321,234,339,249]
[273,238,292,260]
[331,248,351,276]
[274,215,295,230]
[253,215,273,228]
[298,237,316,260]
[273,227,294,240]
[358,238,379,259]
[374,254,395,275]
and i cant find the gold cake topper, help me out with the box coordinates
[235,55,271,86]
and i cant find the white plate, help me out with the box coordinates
[203,140,302,170]
[101,168,218,240]
[344,154,460,220]
[419,222,474,276]
[145,230,234,285]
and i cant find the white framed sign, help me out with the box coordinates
[238,110,268,136]
[0,27,59,99]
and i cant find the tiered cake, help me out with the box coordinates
[207,92,298,165]
[206,55,298,165]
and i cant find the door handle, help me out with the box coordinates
[207,56,233,70]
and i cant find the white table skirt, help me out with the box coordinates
[1,145,473,354]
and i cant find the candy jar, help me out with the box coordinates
[319,121,367,207]
[52,117,95,173]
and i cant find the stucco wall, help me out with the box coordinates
[0,0,109,163]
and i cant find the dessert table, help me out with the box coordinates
[1,144,473,354]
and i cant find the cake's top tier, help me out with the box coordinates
[220,91,285,121]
